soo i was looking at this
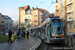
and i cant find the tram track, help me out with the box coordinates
[45,43,73,50]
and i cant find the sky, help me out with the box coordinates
[0,0,60,22]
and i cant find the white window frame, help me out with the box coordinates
[68,6,72,11]
[68,14,72,19]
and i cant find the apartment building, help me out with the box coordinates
[0,13,13,34]
[55,0,75,35]
[18,5,31,30]
[66,0,75,35]
[31,8,49,27]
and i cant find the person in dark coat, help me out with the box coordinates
[17,30,20,40]
[22,30,25,38]
[8,30,12,43]
[27,31,29,39]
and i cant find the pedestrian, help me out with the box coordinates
[17,30,20,40]
[8,29,12,43]
[27,30,29,39]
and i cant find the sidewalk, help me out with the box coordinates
[0,36,40,50]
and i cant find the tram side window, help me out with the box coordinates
[47,25,50,36]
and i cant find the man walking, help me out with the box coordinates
[8,29,12,43]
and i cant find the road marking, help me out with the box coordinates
[29,38,41,50]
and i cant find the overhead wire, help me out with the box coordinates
[47,0,53,10]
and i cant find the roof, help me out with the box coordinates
[1,15,7,19]
[34,8,47,11]
[24,6,28,10]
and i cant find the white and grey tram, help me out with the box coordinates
[30,17,65,43]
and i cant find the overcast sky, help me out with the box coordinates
[0,0,60,22]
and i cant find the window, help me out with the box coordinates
[32,23,33,26]
[69,0,72,2]
[69,14,72,19]
[22,16,24,19]
[35,17,37,20]
[57,11,59,16]
[47,25,50,36]
[61,10,63,15]
[35,23,37,25]
[22,21,24,23]
[28,16,30,19]
[40,13,43,15]
[21,12,24,14]
[69,23,72,30]
[61,3,64,8]
[35,13,37,17]
[57,6,59,9]
[35,13,37,15]
[68,6,72,11]
[32,14,33,16]
[46,14,47,17]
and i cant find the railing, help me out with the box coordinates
[65,35,75,47]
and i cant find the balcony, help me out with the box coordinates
[66,10,72,14]
[66,1,72,5]
[67,19,73,22]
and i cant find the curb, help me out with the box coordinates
[29,38,41,50]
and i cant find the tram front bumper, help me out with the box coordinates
[50,38,65,43]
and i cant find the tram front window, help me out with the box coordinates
[52,22,63,34]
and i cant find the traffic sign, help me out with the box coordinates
[25,19,28,24]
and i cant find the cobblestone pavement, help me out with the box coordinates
[0,36,38,50]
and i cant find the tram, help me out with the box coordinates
[30,17,65,43]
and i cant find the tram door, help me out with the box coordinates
[46,23,50,43]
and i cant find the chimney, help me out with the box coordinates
[27,5,30,9]
[56,0,58,3]
[32,7,34,10]
[36,6,38,9]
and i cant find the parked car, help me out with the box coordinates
[72,34,75,38]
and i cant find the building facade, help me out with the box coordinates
[55,0,75,35]
[0,13,13,34]
[55,0,61,17]
[66,0,75,35]
[31,8,49,27]
[18,5,31,30]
